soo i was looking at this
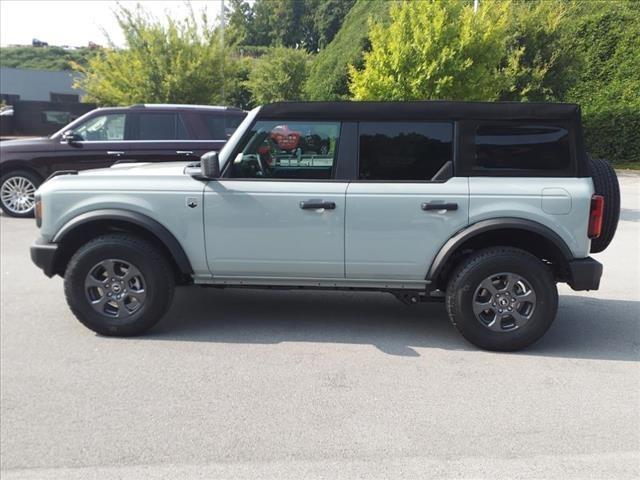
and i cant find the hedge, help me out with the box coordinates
[582,107,640,164]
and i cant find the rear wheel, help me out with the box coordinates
[589,157,620,253]
[0,170,40,217]
[446,247,558,351]
[64,233,175,336]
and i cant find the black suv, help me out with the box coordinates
[0,104,246,217]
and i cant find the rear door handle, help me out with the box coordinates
[299,200,336,210]
[176,150,194,155]
[107,151,125,156]
[421,202,458,211]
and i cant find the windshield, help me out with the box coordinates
[217,106,261,169]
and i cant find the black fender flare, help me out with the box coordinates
[53,209,193,275]
[427,218,574,281]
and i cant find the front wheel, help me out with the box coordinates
[0,170,41,217]
[64,234,175,336]
[445,247,558,351]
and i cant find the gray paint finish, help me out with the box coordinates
[0,67,84,101]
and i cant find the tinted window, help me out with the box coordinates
[203,113,244,140]
[136,113,190,140]
[230,121,340,180]
[72,114,125,141]
[475,125,570,170]
[359,122,452,181]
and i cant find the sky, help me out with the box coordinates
[0,1,224,48]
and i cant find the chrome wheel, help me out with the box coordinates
[84,259,146,318]
[472,272,537,332]
[1,175,36,214]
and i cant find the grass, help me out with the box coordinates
[613,161,640,170]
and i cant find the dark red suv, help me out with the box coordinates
[0,104,246,217]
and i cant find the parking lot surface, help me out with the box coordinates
[1,173,639,479]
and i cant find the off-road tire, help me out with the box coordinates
[0,170,41,218]
[589,157,620,253]
[64,233,175,336]
[446,247,558,351]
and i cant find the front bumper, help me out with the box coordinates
[30,237,58,277]
[567,257,603,291]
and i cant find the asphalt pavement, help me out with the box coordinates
[1,173,639,479]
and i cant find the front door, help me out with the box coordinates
[345,121,469,281]
[203,119,346,279]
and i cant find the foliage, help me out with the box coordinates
[0,46,95,71]
[499,0,576,102]
[225,0,355,52]
[349,0,514,101]
[305,0,393,100]
[245,47,309,105]
[565,1,640,163]
[74,5,239,106]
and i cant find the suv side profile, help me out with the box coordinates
[30,101,620,351]
[0,104,245,217]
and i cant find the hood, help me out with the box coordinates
[0,137,54,152]
[77,161,194,177]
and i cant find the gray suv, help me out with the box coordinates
[30,101,620,351]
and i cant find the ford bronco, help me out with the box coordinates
[30,101,620,351]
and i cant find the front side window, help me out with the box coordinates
[358,122,453,181]
[475,125,571,170]
[72,114,125,141]
[136,113,190,140]
[230,121,340,180]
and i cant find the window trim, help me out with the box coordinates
[457,119,578,177]
[221,117,344,182]
[353,120,456,183]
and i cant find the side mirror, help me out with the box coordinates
[62,131,82,143]
[201,151,220,179]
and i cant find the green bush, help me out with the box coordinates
[583,108,640,164]
[246,47,309,105]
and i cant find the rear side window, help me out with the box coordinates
[358,122,453,181]
[475,125,570,170]
[203,113,244,140]
[135,113,190,140]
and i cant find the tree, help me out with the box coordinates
[349,0,514,101]
[305,0,394,100]
[75,5,238,106]
[245,47,309,104]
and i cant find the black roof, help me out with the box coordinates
[259,101,581,122]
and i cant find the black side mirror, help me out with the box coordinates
[62,131,82,143]
[201,151,220,179]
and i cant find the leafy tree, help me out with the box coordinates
[245,47,309,104]
[305,0,394,100]
[225,0,256,45]
[75,5,239,106]
[349,0,515,101]
[313,0,357,49]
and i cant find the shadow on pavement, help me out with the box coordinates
[143,287,640,361]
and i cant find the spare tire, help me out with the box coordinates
[589,157,620,253]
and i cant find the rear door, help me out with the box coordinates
[204,119,346,279]
[126,111,200,163]
[345,121,469,281]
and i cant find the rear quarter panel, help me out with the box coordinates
[468,177,594,258]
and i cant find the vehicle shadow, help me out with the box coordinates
[145,287,640,361]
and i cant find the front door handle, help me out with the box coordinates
[107,151,125,156]
[421,202,458,211]
[299,200,336,210]
[176,150,194,155]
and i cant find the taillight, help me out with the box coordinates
[588,194,604,239]
[34,194,42,228]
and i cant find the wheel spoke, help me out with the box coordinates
[472,299,493,316]
[479,277,498,296]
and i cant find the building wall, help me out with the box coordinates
[0,67,85,102]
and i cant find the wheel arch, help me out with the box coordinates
[428,218,574,289]
[52,209,193,282]
[0,161,43,181]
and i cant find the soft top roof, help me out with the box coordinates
[259,101,581,122]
